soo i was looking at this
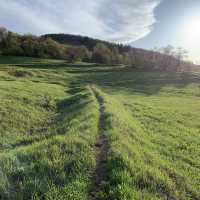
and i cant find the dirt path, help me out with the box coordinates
[90,88,108,200]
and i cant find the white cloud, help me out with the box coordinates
[0,0,161,43]
[0,1,64,33]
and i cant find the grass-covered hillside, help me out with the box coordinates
[0,56,200,200]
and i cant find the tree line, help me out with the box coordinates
[0,27,194,71]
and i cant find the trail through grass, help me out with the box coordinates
[89,86,109,200]
[0,56,200,199]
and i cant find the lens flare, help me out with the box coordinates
[183,15,200,47]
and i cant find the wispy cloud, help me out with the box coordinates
[0,0,161,43]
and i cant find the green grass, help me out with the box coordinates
[0,56,200,199]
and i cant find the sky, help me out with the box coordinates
[0,0,199,63]
[133,0,200,64]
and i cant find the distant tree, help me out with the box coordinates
[65,46,90,62]
[80,46,91,62]
[21,34,38,57]
[43,38,65,58]
[155,46,175,70]
[122,52,131,66]
[0,28,192,71]
[0,27,8,44]
[153,45,189,71]
[173,47,188,71]
[1,31,23,55]
[174,47,188,62]
[91,43,112,64]
[158,45,175,56]
[129,49,138,67]
[110,46,122,64]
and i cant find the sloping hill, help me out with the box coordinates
[43,33,194,71]
[1,28,194,71]
[42,33,131,52]
[0,56,200,200]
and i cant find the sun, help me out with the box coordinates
[183,15,200,46]
[186,19,200,38]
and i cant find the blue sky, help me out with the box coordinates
[0,0,199,62]
[133,0,200,63]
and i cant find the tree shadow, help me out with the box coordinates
[72,70,200,96]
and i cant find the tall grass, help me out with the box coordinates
[0,56,200,199]
[91,86,200,200]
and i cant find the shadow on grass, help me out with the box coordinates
[0,55,65,64]
[12,63,128,75]
[1,88,93,152]
[72,70,200,96]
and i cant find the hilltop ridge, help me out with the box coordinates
[0,28,194,71]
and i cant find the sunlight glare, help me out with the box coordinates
[183,15,200,46]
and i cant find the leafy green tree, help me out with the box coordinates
[1,32,23,55]
[0,27,8,43]
[21,34,38,57]
[41,38,65,58]
[91,43,112,64]
[66,46,90,62]
[110,46,122,64]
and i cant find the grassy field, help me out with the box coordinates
[0,56,200,200]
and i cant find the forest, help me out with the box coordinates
[0,27,193,71]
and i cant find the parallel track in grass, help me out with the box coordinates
[89,86,109,200]
[1,56,200,199]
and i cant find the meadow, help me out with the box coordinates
[0,56,200,200]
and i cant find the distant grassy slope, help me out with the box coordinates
[0,56,200,200]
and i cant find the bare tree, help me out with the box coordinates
[154,45,189,71]
[174,47,188,63]
[159,45,174,56]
